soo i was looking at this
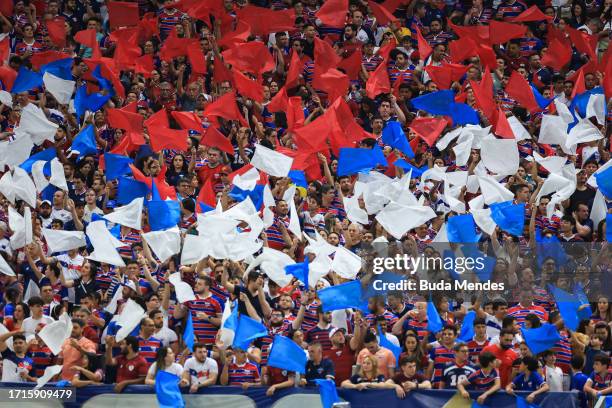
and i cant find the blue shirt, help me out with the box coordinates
[512,371,545,391]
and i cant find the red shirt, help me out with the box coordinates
[197,164,223,186]
[323,343,355,386]
[115,354,148,383]
[481,344,517,387]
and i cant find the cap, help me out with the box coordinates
[329,327,346,338]
[122,280,137,292]
[40,200,52,207]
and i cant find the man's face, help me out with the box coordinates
[475,324,486,337]
[53,191,64,206]
[279,295,292,310]
[153,312,164,328]
[379,102,391,116]
[41,286,53,302]
[304,26,316,39]
[194,346,206,362]
[207,150,220,165]
[276,200,289,216]
[40,204,52,217]
[141,318,155,335]
[365,340,378,354]
[441,329,456,345]
[194,278,208,294]
[321,311,332,324]
[501,334,514,347]
[351,11,363,25]
[71,323,83,338]
[402,362,417,377]
[577,204,589,220]
[13,338,26,354]
[430,21,441,33]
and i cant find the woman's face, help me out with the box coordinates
[269,82,279,93]
[165,348,175,364]
[173,155,184,169]
[362,358,373,372]
[144,41,154,54]
[14,305,25,320]
[405,336,417,352]
[598,298,609,312]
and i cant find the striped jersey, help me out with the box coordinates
[403,318,429,341]
[27,345,54,378]
[551,331,572,374]
[465,368,500,390]
[362,55,384,72]
[587,371,612,390]
[388,65,416,86]
[430,345,456,388]
[507,304,548,326]
[265,215,290,250]
[117,230,141,258]
[496,1,527,20]
[300,300,321,332]
[442,362,477,388]
[158,9,186,38]
[227,361,260,385]
[138,336,163,365]
[365,311,398,333]
[306,325,334,351]
[185,295,222,345]
[467,338,490,364]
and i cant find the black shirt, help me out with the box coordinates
[305,358,335,385]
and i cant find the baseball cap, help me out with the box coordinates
[329,327,346,338]
[40,200,52,207]
[122,281,137,292]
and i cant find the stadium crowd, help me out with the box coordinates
[0,0,610,406]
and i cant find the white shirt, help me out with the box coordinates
[147,362,183,378]
[183,357,218,385]
[544,364,564,392]
[485,314,503,339]
[56,254,84,280]
[22,315,55,339]
[154,326,178,347]
[51,208,73,224]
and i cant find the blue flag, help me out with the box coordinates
[285,257,309,290]
[317,280,367,312]
[288,170,308,188]
[267,335,307,374]
[411,90,455,115]
[40,58,74,80]
[490,201,525,236]
[19,147,56,172]
[11,67,43,93]
[549,284,587,332]
[531,85,553,110]
[574,283,593,322]
[607,214,612,242]
[183,311,195,352]
[148,200,181,231]
[337,146,387,176]
[104,153,133,180]
[447,214,480,243]
[393,159,428,177]
[473,256,496,282]
[314,379,341,408]
[458,311,476,342]
[448,102,480,125]
[155,371,185,408]
[382,121,415,158]
[472,402,490,408]
[535,229,568,268]
[74,84,112,120]
[377,324,401,364]
[427,301,443,333]
[233,315,268,350]
[92,64,114,93]
[603,396,612,408]
[117,177,149,205]
[595,166,612,199]
[228,184,264,209]
[70,125,97,161]
[521,323,562,355]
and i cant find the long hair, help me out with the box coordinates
[359,355,379,379]
[154,347,171,373]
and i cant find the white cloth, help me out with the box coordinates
[250,143,293,177]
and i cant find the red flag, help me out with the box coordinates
[314,37,342,72]
[366,60,391,99]
[469,70,495,122]
[567,27,597,61]
[213,57,234,85]
[489,20,527,45]
[493,107,514,139]
[135,54,155,77]
[106,108,144,144]
[113,37,141,70]
[46,19,66,47]
[121,101,138,112]
[603,58,612,100]
[287,96,305,130]
[222,41,275,76]
[415,27,432,61]
[541,37,571,71]
[409,117,448,147]
[217,19,251,49]
[448,19,489,43]
[159,34,191,61]
[236,6,295,36]
[187,41,207,74]
[506,70,540,113]
[268,86,289,112]
[0,2,13,17]
[313,67,349,103]
[292,113,332,153]
[315,0,348,27]
[203,91,248,127]
[377,37,397,60]
[449,37,478,63]
[509,5,553,23]
[171,111,205,133]
[0,66,16,90]
[108,1,139,28]
[149,127,189,152]
[29,51,71,69]
[424,63,468,90]
[197,177,217,210]
[233,70,264,102]
[201,126,234,155]
[144,108,169,129]
[74,29,101,59]
[368,1,397,25]
[137,12,159,42]
[0,38,9,64]
[285,51,303,88]
[571,68,586,100]
[338,48,362,81]
[476,44,498,69]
